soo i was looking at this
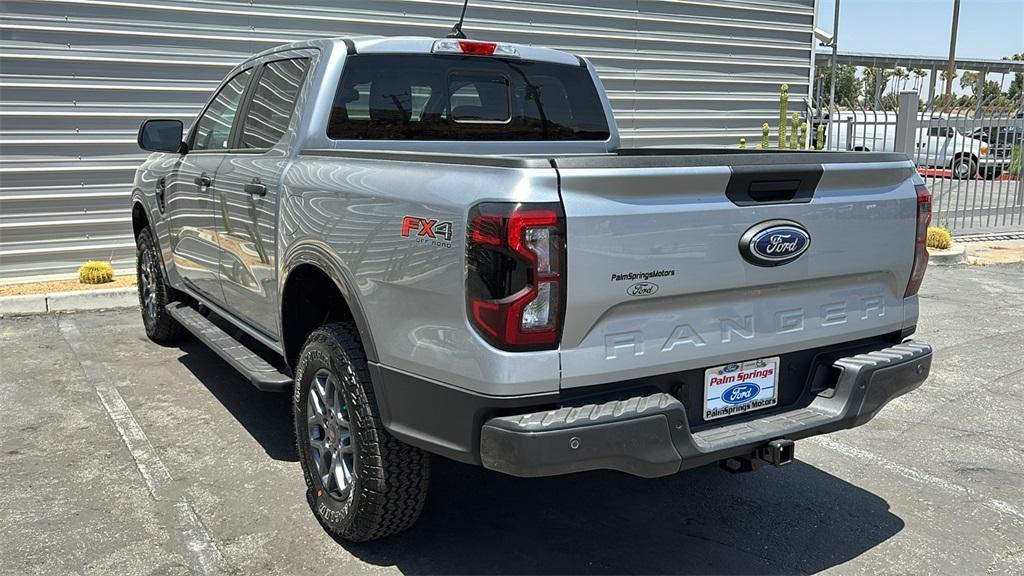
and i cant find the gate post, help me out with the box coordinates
[895,91,920,156]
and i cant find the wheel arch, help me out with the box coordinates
[279,243,379,369]
[949,151,979,166]
[131,198,150,239]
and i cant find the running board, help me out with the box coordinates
[166,302,292,391]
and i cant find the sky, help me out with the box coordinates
[815,0,1024,96]
[816,0,1023,61]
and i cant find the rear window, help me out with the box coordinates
[327,54,610,141]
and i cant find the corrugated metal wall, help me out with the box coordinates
[0,0,816,279]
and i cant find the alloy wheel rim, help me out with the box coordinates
[307,367,356,500]
[140,249,158,323]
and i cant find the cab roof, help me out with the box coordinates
[250,36,583,68]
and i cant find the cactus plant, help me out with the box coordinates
[739,137,746,149]
[927,227,952,250]
[761,122,770,150]
[816,123,825,150]
[778,83,789,149]
[790,113,799,150]
[799,122,808,150]
[79,261,114,284]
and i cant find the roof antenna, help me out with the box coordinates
[446,0,470,39]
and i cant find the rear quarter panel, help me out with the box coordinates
[280,155,563,396]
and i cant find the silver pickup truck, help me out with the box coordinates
[132,36,934,542]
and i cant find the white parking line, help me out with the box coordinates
[810,435,1024,523]
[58,318,226,575]
[93,382,171,497]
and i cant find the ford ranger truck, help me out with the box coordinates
[131,36,934,542]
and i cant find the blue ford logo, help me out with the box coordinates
[722,383,760,405]
[739,220,810,266]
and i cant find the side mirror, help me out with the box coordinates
[138,119,187,154]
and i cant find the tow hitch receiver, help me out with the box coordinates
[720,438,795,473]
[757,439,795,467]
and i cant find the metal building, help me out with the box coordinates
[0,0,817,279]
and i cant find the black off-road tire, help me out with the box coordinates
[294,322,430,542]
[136,226,185,343]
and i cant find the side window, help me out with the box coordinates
[240,58,311,149]
[192,69,252,151]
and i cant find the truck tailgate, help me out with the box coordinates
[553,154,919,389]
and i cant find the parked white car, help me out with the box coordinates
[822,118,996,179]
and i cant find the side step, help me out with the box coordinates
[166,302,293,391]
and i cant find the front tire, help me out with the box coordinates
[294,322,430,542]
[136,226,184,343]
[951,156,977,180]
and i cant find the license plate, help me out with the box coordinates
[703,357,780,421]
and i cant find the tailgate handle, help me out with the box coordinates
[725,164,823,206]
[747,179,801,202]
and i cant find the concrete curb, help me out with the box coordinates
[0,287,138,316]
[929,244,967,266]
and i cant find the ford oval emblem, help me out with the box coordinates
[722,383,760,405]
[626,282,659,297]
[739,220,810,266]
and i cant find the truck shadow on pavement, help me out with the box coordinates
[176,340,299,462]
[348,458,904,575]
[176,339,902,575]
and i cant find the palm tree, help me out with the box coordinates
[912,68,926,92]
[893,67,909,93]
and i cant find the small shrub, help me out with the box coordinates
[927,227,952,250]
[1009,145,1022,177]
[79,261,114,284]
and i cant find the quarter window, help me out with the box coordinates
[192,69,252,151]
[241,58,311,149]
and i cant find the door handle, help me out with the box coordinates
[194,174,212,188]
[245,181,267,197]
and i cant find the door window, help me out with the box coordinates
[192,69,253,151]
[240,58,311,149]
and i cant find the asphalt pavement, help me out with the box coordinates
[1,262,1022,575]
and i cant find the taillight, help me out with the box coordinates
[467,202,565,351]
[905,184,932,297]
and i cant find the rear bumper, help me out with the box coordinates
[479,341,931,478]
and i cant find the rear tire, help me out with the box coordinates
[136,226,184,343]
[951,156,977,180]
[294,322,430,542]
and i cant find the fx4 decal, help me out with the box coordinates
[401,216,454,248]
